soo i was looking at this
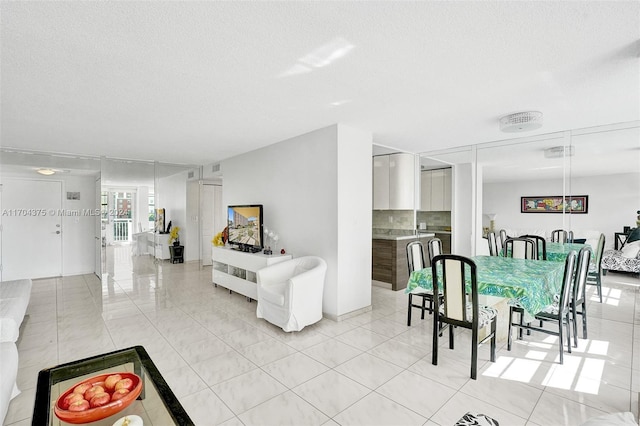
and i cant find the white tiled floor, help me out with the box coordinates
[4,247,640,425]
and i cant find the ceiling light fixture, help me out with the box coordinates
[544,146,574,158]
[499,111,543,132]
[37,168,56,175]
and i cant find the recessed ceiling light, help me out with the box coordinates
[499,111,543,132]
[37,168,56,175]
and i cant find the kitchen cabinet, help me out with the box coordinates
[420,168,452,211]
[372,234,435,291]
[373,153,415,210]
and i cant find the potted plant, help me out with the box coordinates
[168,226,181,246]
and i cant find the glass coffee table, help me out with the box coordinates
[33,346,194,425]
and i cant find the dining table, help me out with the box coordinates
[406,255,567,320]
[545,242,589,262]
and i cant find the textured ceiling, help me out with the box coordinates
[1,1,639,166]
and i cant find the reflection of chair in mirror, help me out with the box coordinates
[503,237,536,260]
[406,241,432,326]
[427,237,443,261]
[551,229,568,243]
[567,230,574,243]
[487,232,499,256]
[508,250,577,364]
[521,234,546,260]
[587,233,606,303]
[431,254,497,380]
[499,229,508,252]
[256,256,327,332]
[571,246,592,346]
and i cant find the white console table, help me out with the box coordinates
[154,233,171,260]
[212,246,292,300]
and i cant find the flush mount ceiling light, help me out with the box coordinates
[37,168,56,175]
[499,111,543,132]
[544,145,574,158]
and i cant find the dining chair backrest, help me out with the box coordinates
[431,254,477,324]
[499,229,508,251]
[558,250,578,316]
[503,237,537,260]
[567,230,575,243]
[487,232,499,256]
[592,233,605,272]
[521,234,547,260]
[406,241,426,274]
[551,229,568,243]
[427,238,442,263]
[574,246,591,304]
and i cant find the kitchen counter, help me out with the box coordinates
[372,233,435,240]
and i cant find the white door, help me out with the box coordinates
[200,183,222,266]
[1,178,63,280]
[95,178,102,278]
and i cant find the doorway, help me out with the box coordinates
[1,178,63,280]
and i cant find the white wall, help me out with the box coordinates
[221,124,372,318]
[483,172,640,249]
[157,171,190,258]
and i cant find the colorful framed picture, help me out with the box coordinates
[521,195,588,214]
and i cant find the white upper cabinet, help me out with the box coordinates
[373,153,415,210]
[373,155,390,210]
[420,167,452,211]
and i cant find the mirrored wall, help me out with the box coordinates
[420,120,640,255]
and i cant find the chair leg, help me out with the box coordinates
[507,307,513,351]
[558,320,564,365]
[432,315,439,366]
[490,319,497,363]
[572,304,578,348]
[566,313,572,354]
[582,302,588,339]
[421,296,426,319]
[407,294,413,327]
[449,323,455,349]
[471,327,478,380]
[597,275,602,303]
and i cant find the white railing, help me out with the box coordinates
[113,219,131,242]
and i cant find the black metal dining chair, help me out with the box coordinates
[571,246,592,346]
[507,250,577,364]
[406,241,430,326]
[521,234,547,260]
[487,232,499,256]
[551,229,568,243]
[503,237,537,260]
[431,254,497,380]
[586,233,605,303]
[407,240,444,326]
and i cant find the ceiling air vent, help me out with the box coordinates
[499,111,543,132]
[211,163,221,173]
[187,171,195,179]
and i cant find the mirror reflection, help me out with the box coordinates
[420,121,640,256]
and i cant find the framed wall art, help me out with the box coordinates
[521,195,588,214]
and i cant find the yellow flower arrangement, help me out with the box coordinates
[168,226,181,244]
[212,232,224,247]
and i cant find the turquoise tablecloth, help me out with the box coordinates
[406,255,566,318]
[545,242,589,262]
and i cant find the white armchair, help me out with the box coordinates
[256,256,327,332]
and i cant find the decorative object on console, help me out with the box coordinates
[168,226,180,246]
[262,226,279,255]
[155,208,165,233]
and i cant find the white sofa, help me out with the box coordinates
[0,278,32,424]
